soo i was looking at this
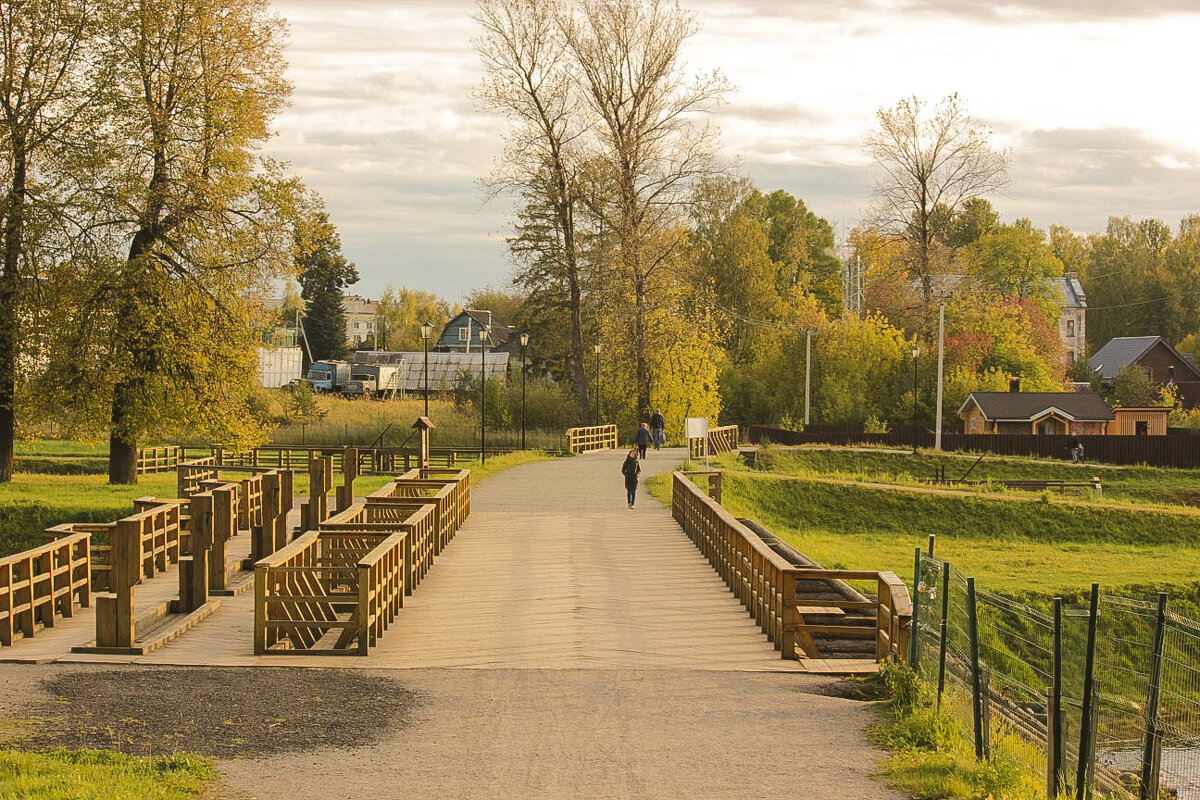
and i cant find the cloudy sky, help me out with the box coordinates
[266,0,1200,303]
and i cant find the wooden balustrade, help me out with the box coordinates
[672,471,911,662]
[689,424,740,459]
[254,526,412,656]
[46,522,114,591]
[564,424,618,454]
[1,533,91,646]
[255,470,472,656]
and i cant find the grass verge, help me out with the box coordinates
[869,664,1044,800]
[0,749,217,800]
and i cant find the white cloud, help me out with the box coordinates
[266,0,1200,301]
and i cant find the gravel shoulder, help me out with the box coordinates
[0,663,904,800]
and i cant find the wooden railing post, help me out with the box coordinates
[180,494,212,613]
[208,486,235,591]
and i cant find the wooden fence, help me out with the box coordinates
[139,444,500,478]
[254,468,469,656]
[748,425,1200,468]
[671,470,911,662]
[564,424,618,454]
[688,424,740,459]
[0,533,91,646]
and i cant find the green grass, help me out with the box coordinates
[0,473,180,556]
[0,749,216,799]
[717,471,1200,597]
[752,446,1200,508]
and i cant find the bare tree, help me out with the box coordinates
[563,0,728,418]
[866,93,1010,305]
[473,0,594,423]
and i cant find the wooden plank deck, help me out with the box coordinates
[6,449,822,671]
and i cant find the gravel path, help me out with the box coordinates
[0,663,903,800]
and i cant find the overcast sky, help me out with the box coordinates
[265,0,1200,303]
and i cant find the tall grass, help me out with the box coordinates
[268,396,569,451]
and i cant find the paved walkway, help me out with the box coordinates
[0,448,903,799]
[12,447,804,669]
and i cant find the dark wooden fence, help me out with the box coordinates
[748,425,1200,468]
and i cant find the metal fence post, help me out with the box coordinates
[937,559,951,706]
[1138,592,1168,800]
[1076,583,1099,800]
[968,576,985,761]
[1052,596,1064,797]
[910,547,922,669]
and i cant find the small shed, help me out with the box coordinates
[1109,407,1171,436]
[959,391,1115,435]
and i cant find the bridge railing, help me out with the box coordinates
[0,532,91,646]
[564,424,618,454]
[671,470,911,662]
[688,424,739,459]
[254,505,432,656]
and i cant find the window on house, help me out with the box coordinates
[1068,350,1076,363]
[1136,421,1149,435]
[458,326,469,342]
[1067,319,1075,336]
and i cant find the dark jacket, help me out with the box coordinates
[650,412,664,429]
[635,426,650,446]
[621,455,641,488]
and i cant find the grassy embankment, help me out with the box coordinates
[699,446,1200,603]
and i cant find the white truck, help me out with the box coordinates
[342,363,401,399]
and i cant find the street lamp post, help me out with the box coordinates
[911,345,920,455]
[519,333,529,450]
[479,327,489,464]
[420,321,434,418]
[593,343,602,425]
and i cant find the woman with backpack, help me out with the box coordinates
[621,448,641,508]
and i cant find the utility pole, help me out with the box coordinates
[804,329,812,426]
[935,301,945,451]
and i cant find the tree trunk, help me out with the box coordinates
[108,382,138,485]
[0,140,26,483]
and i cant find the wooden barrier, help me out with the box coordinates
[671,471,911,662]
[254,527,410,656]
[45,522,114,591]
[255,470,472,656]
[565,424,618,454]
[0,533,91,646]
[689,424,739,459]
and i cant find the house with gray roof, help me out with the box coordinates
[1089,336,1200,408]
[958,391,1115,435]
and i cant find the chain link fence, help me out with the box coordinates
[910,550,1200,799]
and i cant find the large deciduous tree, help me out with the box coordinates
[473,0,593,422]
[0,0,98,482]
[565,0,728,418]
[866,94,1009,305]
[90,0,294,483]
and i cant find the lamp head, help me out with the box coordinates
[593,343,601,354]
[420,321,433,340]
[479,326,489,343]
[912,346,920,358]
[519,332,529,347]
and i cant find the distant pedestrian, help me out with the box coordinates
[1068,435,1084,464]
[649,408,665,449]
[635,422,650,459]
[621,448,641,508]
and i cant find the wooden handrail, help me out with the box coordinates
[564,424,618,454]
[672,470,912,663]
[0,532,91,646]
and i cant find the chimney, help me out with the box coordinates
[1009,378,1021,393]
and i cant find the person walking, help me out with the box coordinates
[649,408,665,449]
[635,422,651,459]
[621,448,641,508]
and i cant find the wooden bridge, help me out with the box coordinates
[2,448,907,672]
